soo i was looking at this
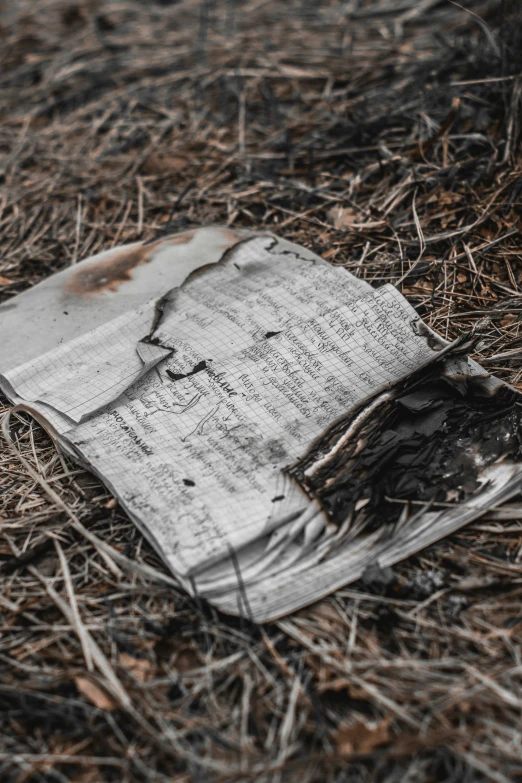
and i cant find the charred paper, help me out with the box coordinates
[1,228,521,620]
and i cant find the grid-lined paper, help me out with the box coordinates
[3,300,171,422]
[5,233,491,621]
[4,236,441,576]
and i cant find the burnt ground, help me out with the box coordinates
[2,1,522,781]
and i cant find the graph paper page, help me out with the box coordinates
[2,236,444,593]
[2,301,171,423]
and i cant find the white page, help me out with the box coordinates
[4,232,518,621]
[2,301,171,422]
[1,236,443,577]
[0,226,250,373]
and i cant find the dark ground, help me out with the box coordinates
[2,1,522,781]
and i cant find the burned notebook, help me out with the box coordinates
[1,228,521,621]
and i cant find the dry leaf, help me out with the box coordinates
[75,675,118,711]
[142,154,188,176]
[316,675,369,700]
[411,280,433,293]
[322,247,338,260]
[457,573,497,591]
[327,205,358,230]
[0,275,11,285]
[306,600,346,637]
[336,717,391,756]
[118,651,152,683]
[316,676,351,693]
[327,206,384,231]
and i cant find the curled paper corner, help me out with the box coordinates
[0,226,253,376]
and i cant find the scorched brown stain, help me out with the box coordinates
[62,229,241,296]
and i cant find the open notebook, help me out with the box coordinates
[1,227,521,621]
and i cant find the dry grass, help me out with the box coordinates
[2,1,522,780]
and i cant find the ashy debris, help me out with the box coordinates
[1,228,521,621]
